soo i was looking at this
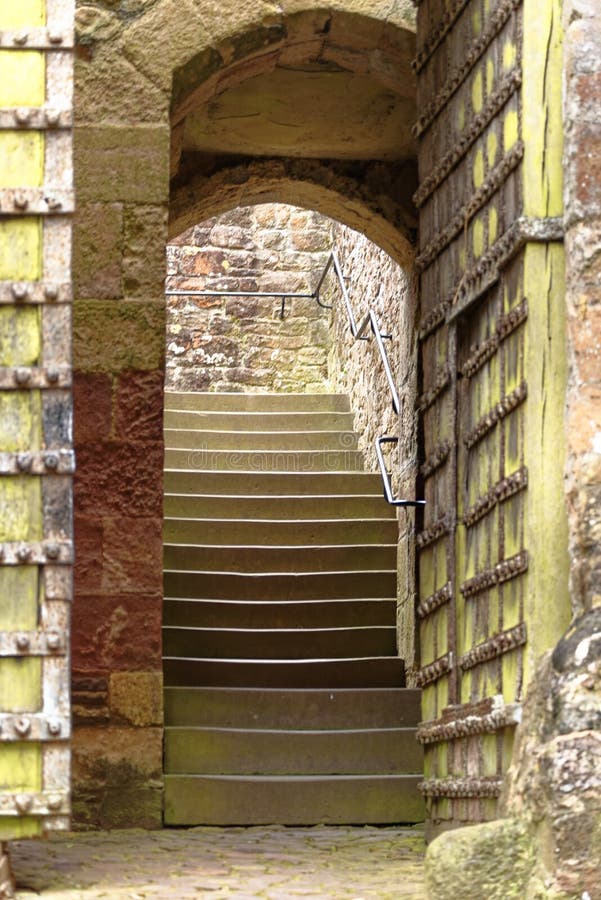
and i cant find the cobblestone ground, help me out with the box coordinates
[11,826,426,899]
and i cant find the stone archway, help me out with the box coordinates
[71,0,420,828]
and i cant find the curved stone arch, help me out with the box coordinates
[168,6,416,124]
[169,158,416,267]
[81,1,417,112]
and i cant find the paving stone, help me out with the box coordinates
[11,826,425,899]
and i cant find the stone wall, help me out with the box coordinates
[166,204,332,392]
[326,227,418,673]
[563,0,601,616]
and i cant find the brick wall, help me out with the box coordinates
[166,204,333,392]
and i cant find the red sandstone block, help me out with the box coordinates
[573,122,601,211]
[74,516,104,594]
[73,371,113,443]
[101,516,163,593]
[74,441,164,518]
[71,592,162,671]
[114,369,164,441]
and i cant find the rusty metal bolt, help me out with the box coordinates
[15,633,30,651]
[11,282,30,301]
[17,546,32,563]
[44,284,59,301]
[46,368,60,384]
[43,452,59,471]
[13,192,28,210]
[15,794,33,814]
[47,794,63,811]
[47,719,61,736]
[45,196,62,211]
[45,109,60,127]
[46,632,61,651]
[45,543,60,561]
[13,31,28,45]
[14,107,31,126]
[17,453,33,472]
[14,366,32,387]
[47,31,63,44]
[14,717,31,736]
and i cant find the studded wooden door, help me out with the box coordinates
[412,0,571,834]
[0,0,74,838]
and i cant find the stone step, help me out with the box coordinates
[164,428,359,452]
[163,569,397,600]
[164,774,425,825]
[164,492,395,520]
[163,544,396,573]
[164,392,350,413]
[164,448,364,472]
[163,626,397,660]
[163,517,398,545]
[163,598,397,629]
[164,470,383,495]
[164,409,356,432]
[163,656,405,688]
[163,687,422,729]
[164,726,423,776]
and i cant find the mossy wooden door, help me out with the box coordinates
[0,0,73,838]
[413,0,571,835]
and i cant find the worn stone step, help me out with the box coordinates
[163,517,397,546]
[164,392,350,413]
[164,409,356,432]
[163,656,405,688]
[163,598,397,630]
[164,492,395,520]
[164,774,425,825]
[164,470,383,495]
[164,448,364,472]
[163,544,396,573]
[163,687,422,729]
[164,726,423,776]
[163,569,397,600]
[164,428,359,452]
[163,626,397,660]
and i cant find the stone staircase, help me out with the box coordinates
[162,391,424,825]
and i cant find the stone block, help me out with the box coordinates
[425,818,534,900]
[571,121,601,213]
[109,671,164,726]
[101,516,163,593]
[73,203,123,299]
[74,125,169,203]
[74,46,169,126]
[210,224,255,250]
[73,300,165,374]
[74,516,104,595]
[114,369,164,441]
[72,725,163,828]
[73,371,113,442]
[73,725,163,780]
[123,205,168,297]
[71,591,162,671]
[74,440,164,518]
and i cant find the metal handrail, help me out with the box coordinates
[165,250,424,508]
[317,250,425,509]
[376,437,426,508]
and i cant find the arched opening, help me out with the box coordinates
[161,199,421,824]
[71,2,420,828]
